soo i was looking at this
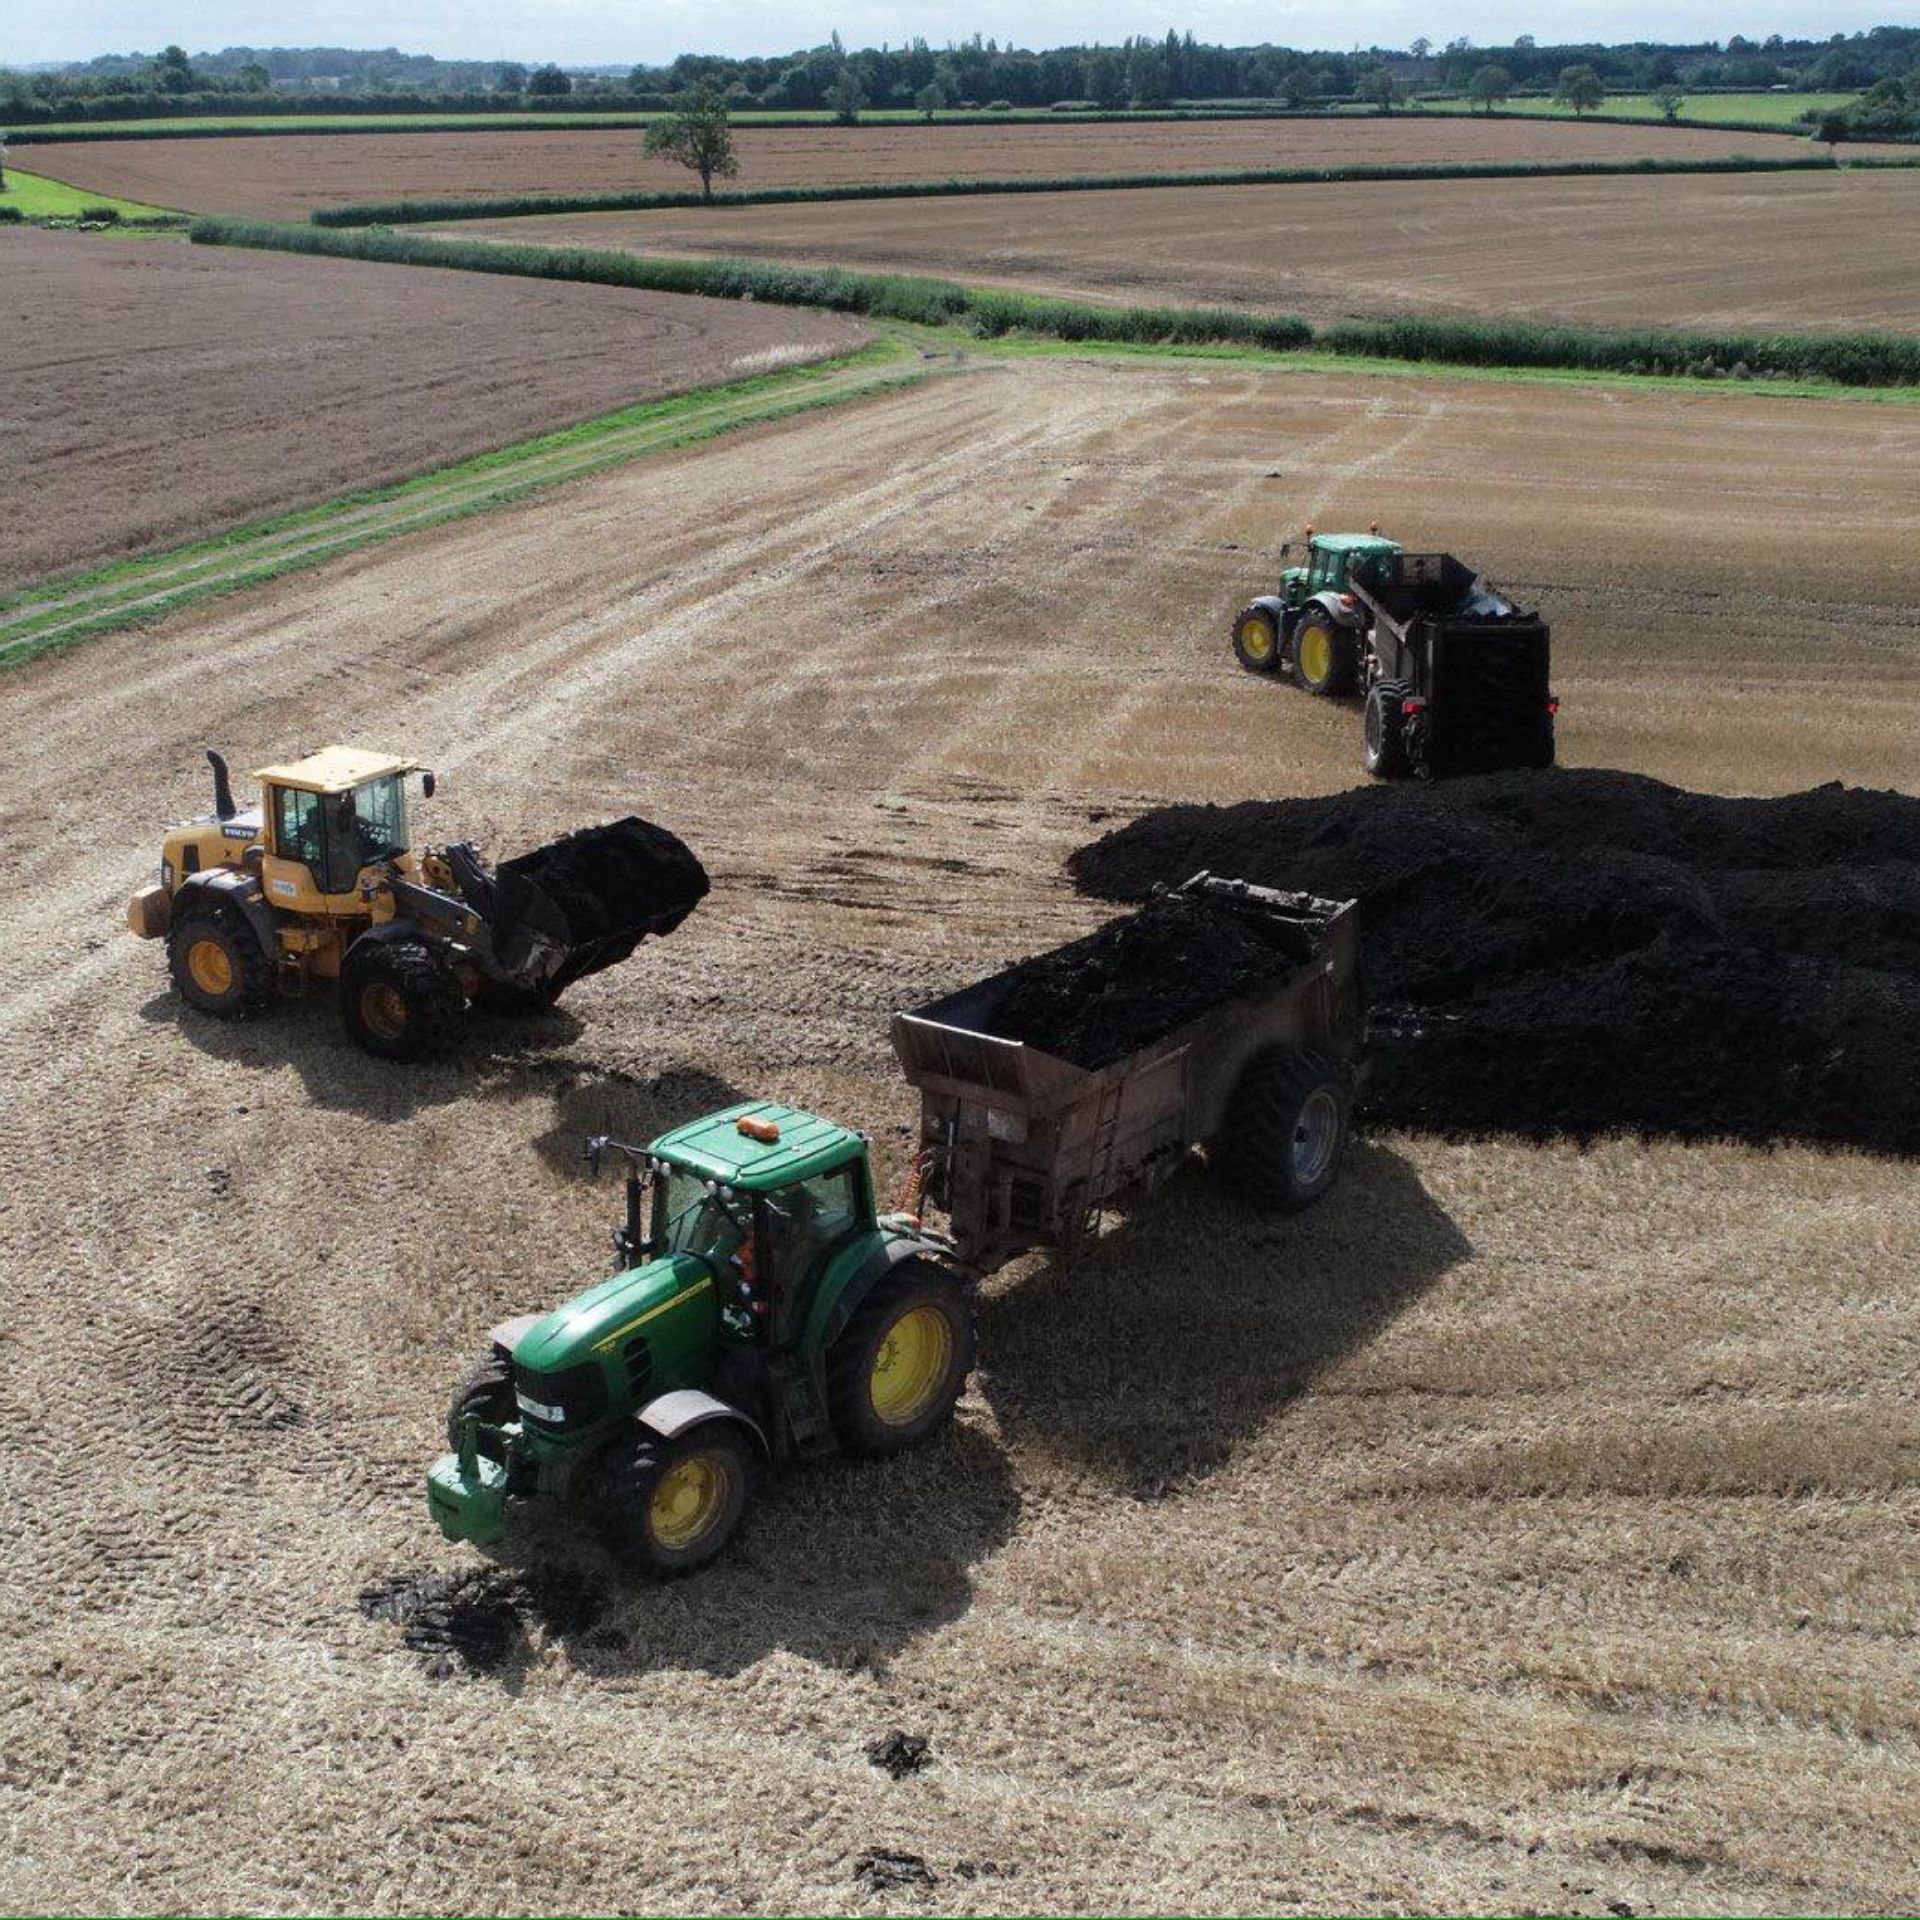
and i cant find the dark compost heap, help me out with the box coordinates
[1067,770,1920,1152]
[985,889,1322,1071]
[497,815,709,947]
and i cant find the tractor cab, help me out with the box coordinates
[615,1103,876,1345]
[1278,528,1402,609]
[251,746,432,912]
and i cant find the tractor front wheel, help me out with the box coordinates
[594,1425,754,1578]
[1215,1048,1351,1212]
[1231,605,1280,674]
[1363,680,1411,779]
[340,938,465,1061]
[445,1351,516,1457]
[829,1262,976,1457]
[1293,613,1358,698]
[168,906,273,1020]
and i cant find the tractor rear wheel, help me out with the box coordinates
[593,1425,754,1578]
[340,938,465,1061]
[1215,1047,1350,1212]
[1231,605,1280,674]
[1292,613,1358,698]
[168,906,273,1020]
[1363,680,1411,779]
[828,1261,975,1457]
[445,1351,515,1456]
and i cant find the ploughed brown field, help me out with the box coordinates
[2,348,1917,1916]
[0,230,864,590]
[467,165,1920,337]
[32,114,1881,218]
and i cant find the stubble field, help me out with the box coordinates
[0,229,866,590]
[28,114,1874,218]
[0,352,1916,1916]
[465,164,1920,335]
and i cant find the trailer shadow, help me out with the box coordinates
[375,1419,1019,1686]
[976,1139,1470,1498]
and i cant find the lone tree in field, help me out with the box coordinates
[645,83,739,201]
[1813,108,1850,152]
[1468,63,1512,113]
[1554,63,1605,115]
[1651,85,1686,122]
[915,80,948,119]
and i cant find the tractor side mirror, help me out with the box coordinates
[421,770,436,799]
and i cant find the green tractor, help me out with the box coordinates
[428,1102,975,1577]
[1231,524,1396,696]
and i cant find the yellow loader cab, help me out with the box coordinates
[129,748,708,1061]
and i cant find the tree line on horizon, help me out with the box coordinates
[5,25,1917,121]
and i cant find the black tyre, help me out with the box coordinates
[168,905,273,1020]
[1231,604,1280,674]
[1292,612,1359,698]
[340,937,465,1062]
[445,1351,516,1456]
[828,1261,976,1458]
[593,1424,754,1578]
[1363,680,1411,779]
[1214,1048,1351,1212]
[1527,716,1557,771]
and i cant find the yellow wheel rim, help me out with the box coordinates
[1298,623,1333,687]
[187,938,234,997]
[1237,614,1274,664]
[650,1453,731,1551]
[870,1304,954,1427]
[360,982,409,1042]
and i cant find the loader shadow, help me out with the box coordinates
[138,984,589,1119]
[527,1066,746,1176]
[419,1420,1019,1685]
[978,1140,1470,1498]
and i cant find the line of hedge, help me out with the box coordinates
[314,151,1912,226]
[189,216,1920,389]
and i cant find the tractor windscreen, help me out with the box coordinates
[488,817,710,995]
[653,1168,748,1264]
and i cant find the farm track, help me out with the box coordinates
[1,356,1917,1915]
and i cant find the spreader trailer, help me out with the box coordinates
[426,876,1363,1576]
[894,874,1365,1266]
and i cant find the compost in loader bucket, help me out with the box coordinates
[483,816,709,997]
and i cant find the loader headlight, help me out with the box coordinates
[161,859,174,888]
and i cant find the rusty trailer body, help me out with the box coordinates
[890,875,1363,1269]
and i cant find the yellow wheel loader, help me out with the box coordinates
[128,748,707,1060]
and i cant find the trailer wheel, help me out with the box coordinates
[1293,613,1358,698]
[169,905,273,1020]
[445,1351,515,1458]
[593,1425,754,1579]
[1363,681,1411,779]
[829,1261,976,1457]
[340,937,465,1061]
[1232,605,1280,673]
[1216,1048,1350,1212]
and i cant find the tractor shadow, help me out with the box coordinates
[977,1139,1470,1499]
[375,1420,1018,1687]
[526,1066,746,1177]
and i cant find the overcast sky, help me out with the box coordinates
[7,0,1892,68]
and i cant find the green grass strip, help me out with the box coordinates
[0,340,923,671]
[192,214,1920,390]
[312,150,1920,226]
[0,167,178,221]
